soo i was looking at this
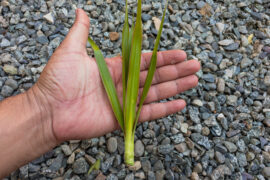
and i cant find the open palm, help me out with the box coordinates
[35,9,200,142]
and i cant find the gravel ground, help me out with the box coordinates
[1,0,270,179]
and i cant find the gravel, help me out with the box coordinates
[2,0,270,179]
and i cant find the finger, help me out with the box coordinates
[141,75,198,104]
[59,9,90,53]
[139,59,200,87]
[140,50,187,71]
[139,99,186,122]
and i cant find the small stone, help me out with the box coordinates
[175,143,188,153]
[193,163,202,173]
[135,171,145,179]
[73,157,89,174]
[3,65,17,75]
[263,119,270,127]
[218,39,234,46]
[152,17,161,31]
[224,141,237,153]
[241,58,253,68]
[202,126,210,136]
[109,32,119,41]
[224,42,239,51]
[217,78,225,93]
[215,151,225,163]
[96,173,107,180]
[17,35,27,44]
[250,12,263,21]
[1,85,14,97]
[5,79,18,90]
[241,35,249,47]
[43,12,54,24]
[192,99,203,107]
[153,160,164,171]
[49,154,64,172]
[85,154,96,165]
[227,95,238,106]
[37,36,49,44]
[202,74,215,83]
[157,144,174,154]
[107,137,117,153]
[262,167,270,177]
[67,152,75,164]
[0,38,11,47]
[197,1,206,9]
[61,144,72,156]
[246,152,255,161]
[124,173,134,180]
[141,159,151,172]
[180,123,189,134]
[216,22,225,33]
[264,76,270,86]
[128,161,141,171]
[191,172,199,180]
[134,140,144,157]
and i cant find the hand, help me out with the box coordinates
[32,9,200,143]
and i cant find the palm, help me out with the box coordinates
[35,9,200,141]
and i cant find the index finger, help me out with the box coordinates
[140,50,187,71]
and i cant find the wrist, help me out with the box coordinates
[25,85,59,151]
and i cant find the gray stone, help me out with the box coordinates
[125,173,134,180]
[175,143,188,153]
[241,58,253,68]
[61,144,72,156]
[101,156,114,173]
[188,107,200,124]
[37,36,49,44]
[224,42,239,51]
[134,140,144,157]
[107,137,117,153]
[218,39,234,46]
[203,74,215,83]
[49,153,64,172]
[43,12,54,24]
[5,79,18,89]
[157,144,174,154]
[171,134,185,144]
[1,85,14,97]
[224,141,237,153]
[262,167,270,177]
[215,151,225,163]
[73,157,89,174]
[197,1,206,9]
[1,38,11,47]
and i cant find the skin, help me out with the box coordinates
[0,9,200,177]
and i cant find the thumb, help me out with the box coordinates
[60,9,90,52]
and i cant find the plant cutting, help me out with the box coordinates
[88,0,168,165]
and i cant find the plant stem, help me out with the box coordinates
[124,130,134,165]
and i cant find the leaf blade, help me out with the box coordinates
[88,37,124,131]
[133,0,169,132]
[124,0,143,133]
[122,0,130,110]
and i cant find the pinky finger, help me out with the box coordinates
[139,99,186,123]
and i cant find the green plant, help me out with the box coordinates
[88,0,168,165]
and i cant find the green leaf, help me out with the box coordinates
[88,37,124,131]
[87,159,100,175]
[122,0,130,110]
[133,0,169,133]
[124,0,143,133]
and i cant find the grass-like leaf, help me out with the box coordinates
[122,0,130,110]
[124,0,143,165]
[87,159,100,175]
[133,0,169,133]
[88,37,124,131]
